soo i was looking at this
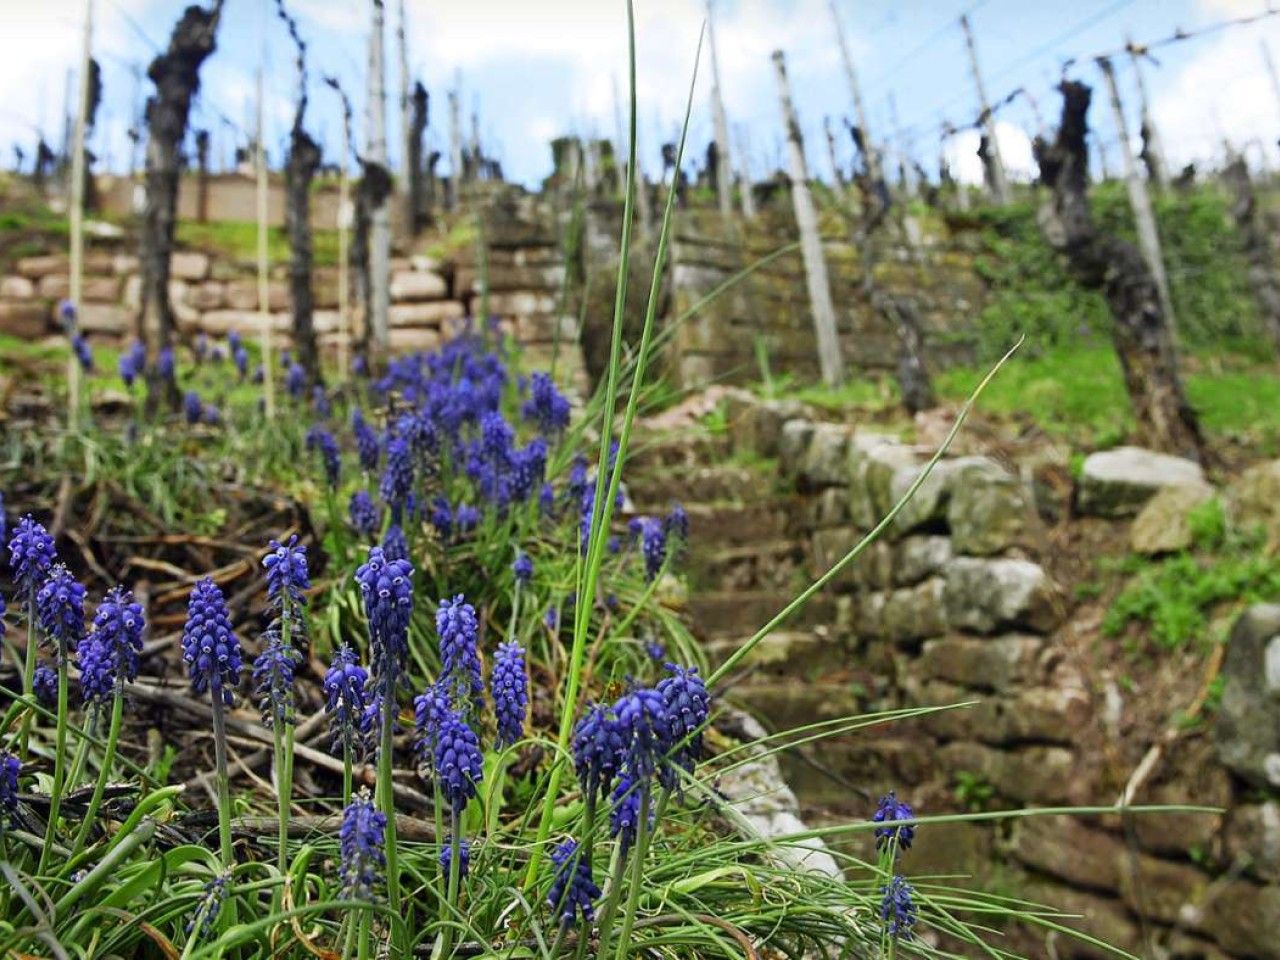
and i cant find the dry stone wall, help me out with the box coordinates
[0,221,586,389]
[628,395,1280,960]
[665,208,986,389]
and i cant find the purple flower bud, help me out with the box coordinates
[184,390,202,425]
[872,791,915,853]
[355,547,413,692]
[439,836,470,878]
[880,874,917,938]
[86,585,146,691]
[0,751,20,830]
[513,552,533,586]
[252,631,302,728]
[613,686,671,782]
[436,595,482,710]
[352,409,380,471]
[349,490,381,538]
[433,708,483,809]
[658,663,709,775]
[323,645,372,757]
[33,663,57,705]
[305,426,341,489]
[9,515,57,595]
[263,535,310,612]
[571,703,624,804]
[36,564,86,650]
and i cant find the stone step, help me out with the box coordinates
[628,464,779,509]
[687,590,838,640]
[628,431,733,471]
[689,539,808,592]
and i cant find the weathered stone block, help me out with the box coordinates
[486,290,556,315]
[514,313,579,343]
[1130,482,1216,554]
[1227,458,1280,543]
[801,487,851,529]
[0,276,35,299]
[389,270,447,301]
[888,455,1003,539]
[848,433,918,528]
[919,681,1087,745]
[778,419,814,469]
[16,254,65,278]
[943,557,1062,634]
[798,422,853,488]
[171,251,210,281]
[881,578,947,643]
[1201,880,1280,960]
[918,635,1042,692]
[198,309,261,337]
[0,301,49,337]
[728,399,806,460]
[1223,801,1280,882]
[939,741,1079,803]
[112,253,139,276]
[388,327,442,352]
[224,279,289,311]
[1077,446,1205,518]
[895,535,952,585]
[1214,603,1280,789]
[188,281,226,311]
[948,464,1037,555]
[76,302,129,334]
[389,300,465,327]
[36,274,69,300]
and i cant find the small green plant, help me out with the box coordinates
[954,771,996,812]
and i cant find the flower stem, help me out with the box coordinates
[210,691,235,870]
[589,840,628,955]
[17,598,36,754]
[609,787,652,960]
[376,676,401,913]
[70,692,124,857]
[438,807,462,959]
[342,739,354,809]
[37,638,70,873]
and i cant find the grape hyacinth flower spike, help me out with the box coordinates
[873,791,915,855]
[339,788,387,901]
[9,515,57,596]
[33,664,57,705]
[613,686,672,782]
[324,645,372,804]
[547,839,601,928]
[354,547,414,692]
[252,632,302,729]
[0,751,19,831]
[512,552,533,586]
[263,535,310,617]
[348,490,380,539]
[436,594,483,713]
[658,663,710,780]
[36,563,86,652]
[305,426,341,489]
[491,641,528,749]
[880,874,917,939]
[182,577,241,870]
[571,703,625,807]
[433,709,484,811]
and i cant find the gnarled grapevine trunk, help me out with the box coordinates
[1223,156,1280,354]
[139,1,223,412]
[277,0,322,384]
[1036,81,1205,463]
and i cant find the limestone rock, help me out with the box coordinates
[778,419,814,471]
[225,279,288,312]
[1077,446,1205,518]
[16,254,65,278]
[0,276,35,299]
[388,327,442,352]
[948,464,1037,555]
[798,422,853,488]
[939,741,1079,803]
[188,281,226,311]
[1129,482,1216,554]
[0,301,48,337]
[1214,603,1280,789]
[389,270,447,301]
[75,303,129,335]
[1201,880,1280,960]
[388,300,465,327]
[1223,801,1280,883]
[714,709,842,879]
[727,398,806,459]
[1227,458,1280,544]
[895,535,952,585]
[171,251,210,282]
[487,290,556,315]
[847,433,918,528]
[888,455,1003,539]
[943,557,1062,634]
[881,578,947,643]
[918,635,1043,692]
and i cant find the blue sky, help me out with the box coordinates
[2,0,1278,189]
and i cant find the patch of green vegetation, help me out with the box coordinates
[954,770,996,812]
[1102,518,1280,651]
[175,219,340,267]
[789,375,898,413]
[423,217,478,260]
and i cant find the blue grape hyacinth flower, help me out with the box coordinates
[439,835,470,878]
[352,408,381,471]
[512,552,533,586]
[323,645,372,757]
[90,587,146,690]
[9,515,57,595]
[613,686,672,782]
[433,709,484,809]
[181,577,242,705]
[880,874,917,938]
[339,788,387,901]
[77,635,115,704]
[658,663,710,776]
[33,663,57,705]
[305,426,341,489]
[262,535,310,613]
[436,594,483,709]
[348,490,380,538]
[0,752,20,830]
[491,641,528,749]
[354,547,414,690]
[547,839,601,927]
[572,703,625,806]
[252,631,302,728]
[609,773,655,853]
[36,564,86,651]
[873,791,915,854]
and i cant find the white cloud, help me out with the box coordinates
[943,121,1036,186]
[1150,0,1280,173]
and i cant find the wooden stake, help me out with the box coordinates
[705,0,733,217]
[735,123,756,219]
[337,121,352,380]
[960,13,1009,203]
[396,0,413,235]
[448,85,463,206]
[256,64,275,419]
[66,0,93,433]
[1098,56,1176,327]
[828,0,881,188]
[367,0,390,355]
[1127,38,1168,190]
[772,49,844,387]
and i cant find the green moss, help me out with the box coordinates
[174,219,340,267]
